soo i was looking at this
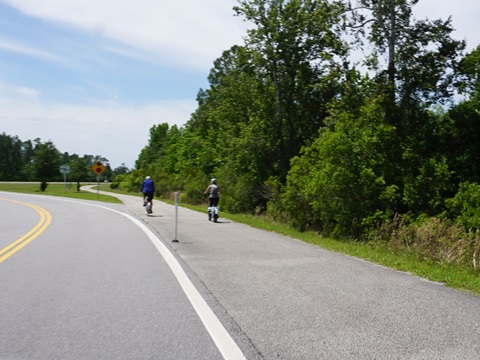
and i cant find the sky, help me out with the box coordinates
[0,0,479,170]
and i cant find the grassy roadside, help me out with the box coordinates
[178,202,480,296]
[0,182,122,203]
[2,182,479,295]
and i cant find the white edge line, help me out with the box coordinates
[20,195,247,360]
[119,213,247,360]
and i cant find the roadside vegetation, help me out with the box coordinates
[0,183,121,204]
[1,182,479,295]
[1,1,479,295]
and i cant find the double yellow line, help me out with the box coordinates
[0,198,52,263]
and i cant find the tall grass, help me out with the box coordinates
[367,214,480,272]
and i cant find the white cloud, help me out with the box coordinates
[0,92,196,169]
[0,37,64,62]
[0,83,42,99]
[0,1,245,170]
[2,0,247,71]
[14,86,41,99]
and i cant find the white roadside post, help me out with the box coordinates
[172,191,179,242]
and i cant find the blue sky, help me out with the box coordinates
[0,0,479,170]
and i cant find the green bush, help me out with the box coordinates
[446,181,480,230]
[181,175,208,204]
[402,156,454,216]
[110,174,125,189]
[283,96,398,236]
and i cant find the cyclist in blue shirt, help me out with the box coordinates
[141,176,155,213]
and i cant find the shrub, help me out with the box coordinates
[368,214,480,271]
[446,181,480,230]
[282,96,398,236]
[110,174,125,189]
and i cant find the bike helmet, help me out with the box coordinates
[211,178,217,184]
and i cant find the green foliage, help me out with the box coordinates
[445,100,480,184]
[458,45,480,99]
[446,182,480,231]
[112,171,142,193]
[214,166,261,214]
[263,176,287,220]
[283,96,398,235]
[180,168,208,204]
[234,0,348,179]
[402,156,454,215]
[112,163,130,177]
[69,157,89,191]
[347,0,465,134]
[31,141,60,191]
[0,133,24,180]
[0,134,113,184]
[110,174,125,190]
[135,123,170,168]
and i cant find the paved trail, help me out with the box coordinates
[88,187,480,359]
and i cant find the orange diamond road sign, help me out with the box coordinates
[92,161,106,175]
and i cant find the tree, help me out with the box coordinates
[158,0,352,212]
[234,0,348,179]
[0,133,23,180]
[343,0,465,217]
[458,45,480,103]
[136,123,170,169]
[69,157,90,191]
[112,163,130,177]
[346,0,465,130]
[31,141,60,191]
[444,46,480,185]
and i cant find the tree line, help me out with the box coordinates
[119,0,478,222]
[0,133,129,191]
[4,1,479,269]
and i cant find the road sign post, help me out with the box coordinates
[91,162,106,198]
[59,165,70,193]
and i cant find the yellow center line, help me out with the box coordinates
[0,198,52,263]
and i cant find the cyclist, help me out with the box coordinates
[204,178,220,207]
[141,176,155,214]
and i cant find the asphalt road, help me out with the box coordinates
[0,192,250,360]
[2,188,480,360]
